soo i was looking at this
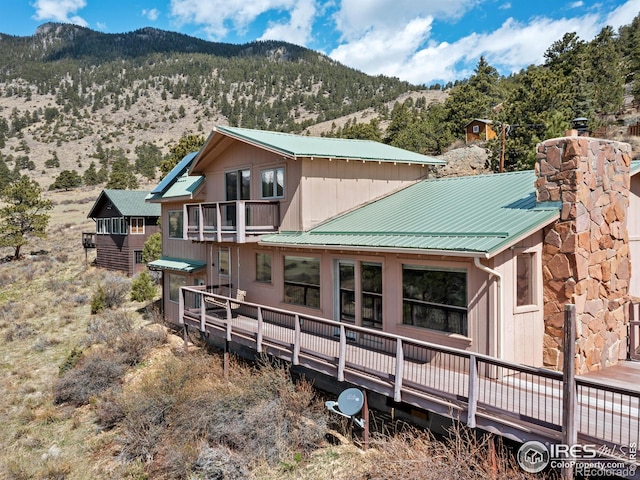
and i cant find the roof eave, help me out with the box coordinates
[484,212,560,259]
[257,240,491,259]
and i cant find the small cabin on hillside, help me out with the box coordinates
[465,119,497,143]
[87,189,161,276]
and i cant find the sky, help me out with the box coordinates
[0,0,639,85]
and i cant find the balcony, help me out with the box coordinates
[185,200,280,243]
[82,232,96,248]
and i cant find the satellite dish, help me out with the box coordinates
[337,388,364,416]
[325,388,366,428]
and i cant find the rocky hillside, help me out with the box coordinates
[0,23,445,189]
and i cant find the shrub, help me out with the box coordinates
[53,350,127,406]
[90,274,130,313]
[116,354,327,474]
[90,286,107,314]
[130,271,156,302]
[86,311,166,365]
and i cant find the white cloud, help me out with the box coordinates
[605,0,640,30]
[330,17,433,78]
[142,8,160,22]
[329,0,626,85]
[570,1,584,8]
[32,0,88,27]
[333,0,479,41]
[169,0,308,40]
[258,0,317,46]
[96,21,107,31]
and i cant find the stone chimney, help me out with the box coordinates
[535,134,632,373]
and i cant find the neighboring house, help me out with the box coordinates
[147,126,640,374]
[465,119,497,143]
[87,189,161,276]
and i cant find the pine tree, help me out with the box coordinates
[0,176,53,259]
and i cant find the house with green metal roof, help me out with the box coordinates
[147,126,640,373]
[87,189,161,276]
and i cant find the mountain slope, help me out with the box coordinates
[0,23,435,188]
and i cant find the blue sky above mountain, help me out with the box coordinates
[1,0,638,85]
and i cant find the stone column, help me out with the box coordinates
[535,134,632,373]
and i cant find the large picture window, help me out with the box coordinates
[261,167,284,199]
[256,252,272,283]
[168,274,186,303]
[284,256,320,308]
[402,265,467,336]
[225,169,251,201]
[168,210,183,239]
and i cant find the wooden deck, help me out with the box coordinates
[179,287,640,473]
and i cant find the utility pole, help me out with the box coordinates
[500,123,506,173]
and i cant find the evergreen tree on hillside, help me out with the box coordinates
[83,161,101,186]
[106,154,139,190]
[0,157,12,193]
[134,141,162,181]
[159,134,205,177]
[588,26,624,115]
[0,176,53,259]
[49,170,82,191]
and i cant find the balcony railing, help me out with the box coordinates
[185,200,280,243]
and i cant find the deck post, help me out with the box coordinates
[216,204,222,243]
[199,291,206,332]
[562,304,577,480]
[394,338,404,402]
[467,354,479,429]
[237,200,246,243]
[338,325,346,382]
[293,314,301,365]
[256,307,263,353]
[226,300,233,342]
[178,288,185,325]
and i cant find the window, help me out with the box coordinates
[225,169,251,200]
[110,217,126,235]
[402,265,467,336]
[218,248,230,276]
[134,250,143,264]
[168,274,186,303]
[261,167,284,199]
[96,218,106,234]
[472,125,480,133]
[168,210,183,239]
[516,252,534,307]
[256,252,272,283]
[284,256,320,308]
[130,217,145,234]
[361,262,383,329]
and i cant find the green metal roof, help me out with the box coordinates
[146,151,204,202]
[146,174,204,201]
[88,189,161,218]
[147,257,206,273]
[260,170,560,257]
[215,125,446,165]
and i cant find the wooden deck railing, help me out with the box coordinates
[184,201,280,242]
[179,287,640,461]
